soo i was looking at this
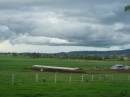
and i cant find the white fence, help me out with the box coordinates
[0,72,130,85]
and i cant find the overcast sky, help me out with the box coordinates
[0,0,130,53]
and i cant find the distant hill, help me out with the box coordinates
[55,49,130,57]
[0,49,130,58]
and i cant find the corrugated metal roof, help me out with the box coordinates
[32,65,80,71]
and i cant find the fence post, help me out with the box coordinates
[11,73,15,85]
[91,74,94,81]
[111,74,114,81]
[128,75,130,81]
[69,73,72,83]
[81,74,84,82]
[54,72,57,83]
[35,73,39,83]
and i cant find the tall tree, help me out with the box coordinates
[125,5,130,12]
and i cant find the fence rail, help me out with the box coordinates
[0,72,130,85]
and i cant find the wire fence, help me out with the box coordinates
[0,72,130,85]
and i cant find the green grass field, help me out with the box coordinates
[0,56,130,97]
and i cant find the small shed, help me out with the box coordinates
[124,66,130,70]
[111,64,125,70]
[32,65,82,73]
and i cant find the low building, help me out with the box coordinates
[111,64,130,70]
[124,66,130,70]
[32,65,82,73]
[111,64,125,70]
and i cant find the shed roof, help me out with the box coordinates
[32,65,80,71]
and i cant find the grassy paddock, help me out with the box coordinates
[0,56,130,97]
[0,56,129,71]
[0,72,130,85]
[1,82,130,97]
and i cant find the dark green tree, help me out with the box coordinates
[125,5,130,12]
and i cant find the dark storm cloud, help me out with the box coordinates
[0,0,130,48]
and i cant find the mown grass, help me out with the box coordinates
[1,82,130,97]
[0,56,130,97]
[0,56,129,71]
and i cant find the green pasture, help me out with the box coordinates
[0,56,129,71]
[0,56,130,97]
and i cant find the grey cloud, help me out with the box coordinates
[118,26,130,34]
[0,0,130,49]
[0,25,16,42]
[100,9,130,25]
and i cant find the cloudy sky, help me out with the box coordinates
[0,0,130,53]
